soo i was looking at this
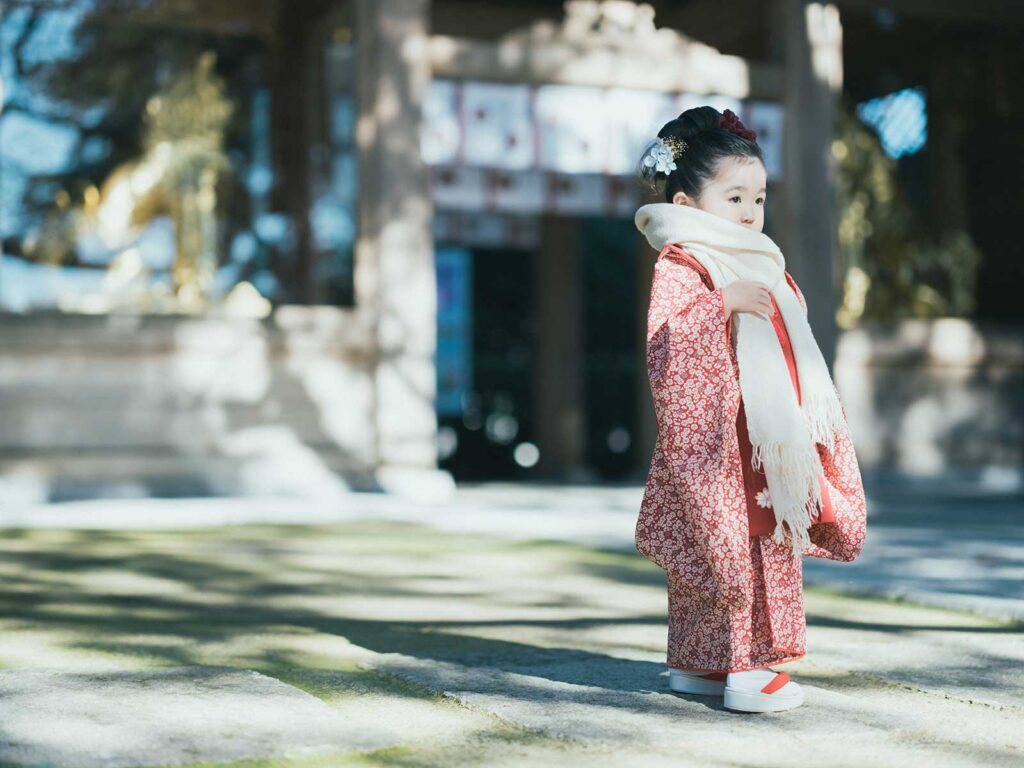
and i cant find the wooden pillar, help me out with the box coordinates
[268,3,318,303]
[770,0,843,369]
[533,215,588,479]
[927,54,970,237]
[356,0,447,487]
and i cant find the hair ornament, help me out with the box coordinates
[718,109,757,142]
[640,136,679,176]
[662,135,688,159]
[638,135,689,185]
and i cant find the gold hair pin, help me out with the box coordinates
[662,136,688,158]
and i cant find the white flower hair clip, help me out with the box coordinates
[638,135,688,183]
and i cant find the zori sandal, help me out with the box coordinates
[723,669,804,713]
[668,669,728,696]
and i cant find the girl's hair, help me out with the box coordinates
[639,106,765,203]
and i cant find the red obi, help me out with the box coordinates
[665,245,835,537]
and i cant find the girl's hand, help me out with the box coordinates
[723,280,774,319]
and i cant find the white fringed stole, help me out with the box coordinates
[635,202,848,554]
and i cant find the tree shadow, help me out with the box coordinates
[2,520,1022,749]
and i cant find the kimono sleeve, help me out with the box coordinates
[646,255,731,402]
[804,388,868,562]
[640,255,753,607]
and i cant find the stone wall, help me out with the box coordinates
[835,318,1023,484]
[0,308,378,502]
[1,313,1019,501]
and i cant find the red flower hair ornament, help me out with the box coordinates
[719,109,757,142]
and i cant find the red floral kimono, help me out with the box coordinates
[638,243,867,672]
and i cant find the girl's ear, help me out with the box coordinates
[672,191,692,206]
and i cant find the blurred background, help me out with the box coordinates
[0,0,1021,503]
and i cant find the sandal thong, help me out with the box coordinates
[723,670,804,713]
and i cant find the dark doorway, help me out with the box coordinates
[581,216,641,478]
[438,246,538,479]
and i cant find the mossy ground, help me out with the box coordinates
[1,520,1020,767]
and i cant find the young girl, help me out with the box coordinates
[633,106,867,713]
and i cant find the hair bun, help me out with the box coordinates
[658,105,719,143]
[639,104,765,202]
[658,106,757,144]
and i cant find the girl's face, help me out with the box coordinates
[671,156,767,233]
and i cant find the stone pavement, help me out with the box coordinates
[802,477,1024,621]
[0,667,384,768]
[6,475,1022,619]
[0,481,1022,766]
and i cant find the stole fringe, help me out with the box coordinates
[800,390,845,453]
[749,439,823,554]
[750,392,846,556]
